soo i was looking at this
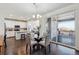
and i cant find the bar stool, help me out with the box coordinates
[21,34,25,40]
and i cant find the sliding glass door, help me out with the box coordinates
[57,18,75,47]
[47,12,75,47]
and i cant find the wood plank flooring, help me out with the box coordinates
[0,37,79,55]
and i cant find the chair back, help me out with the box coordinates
[25,33,31,55]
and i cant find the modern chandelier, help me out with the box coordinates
[32,3,42,19]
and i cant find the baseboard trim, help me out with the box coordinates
[50,41,76,50]
[6,36,15,39]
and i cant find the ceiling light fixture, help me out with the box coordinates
[32,3,42,19]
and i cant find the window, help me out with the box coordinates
[57,19,75,47]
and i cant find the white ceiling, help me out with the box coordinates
[0,3,73,20]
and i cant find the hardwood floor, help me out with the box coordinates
[48,43,79,55]
[4,38,27,55]
[0,37,79,55]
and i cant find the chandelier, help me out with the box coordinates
[32,3,42,19]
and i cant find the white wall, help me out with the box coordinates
[75,8,79,50]
[0,17,4,39]
[39,17,47,37]
[58,12,74,20]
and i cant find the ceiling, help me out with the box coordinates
[0,3,73,20]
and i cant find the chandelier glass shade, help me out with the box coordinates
[32,3,42,19]
[32,14,42,18]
